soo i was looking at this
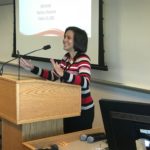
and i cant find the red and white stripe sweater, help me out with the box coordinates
[31,53,94,110]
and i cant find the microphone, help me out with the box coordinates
[43,45,51,50]
[87,133,106,143]
[80,132,106,142]
[0,45,51,76]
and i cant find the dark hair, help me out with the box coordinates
[64,26,88,53]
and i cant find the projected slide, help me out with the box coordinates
[15,0,100,65]
[19,0,91,37]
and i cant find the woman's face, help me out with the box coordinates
[63,30,74,52]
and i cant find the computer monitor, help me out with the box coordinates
[99,99,150,150]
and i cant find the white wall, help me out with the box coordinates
[0,2,150,131]
[94,0,150,90]
[0,4,14,62]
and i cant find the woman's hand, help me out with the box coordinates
[50,58,64,77]
[20,58,34,71]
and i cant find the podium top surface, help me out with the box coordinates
[0,74,80,88]
[0,74,41,82]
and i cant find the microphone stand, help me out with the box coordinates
[23,48,43,56]
[17,50,21,80]
[0,47,46,77]
[0,57,18,76]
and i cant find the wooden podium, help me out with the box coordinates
[0,74,81,150]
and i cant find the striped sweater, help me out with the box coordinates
[31,53,94,110]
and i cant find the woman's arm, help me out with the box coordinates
[52,56,91,89]
[20,58,60,81]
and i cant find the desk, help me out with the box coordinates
[23,128,108,150]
